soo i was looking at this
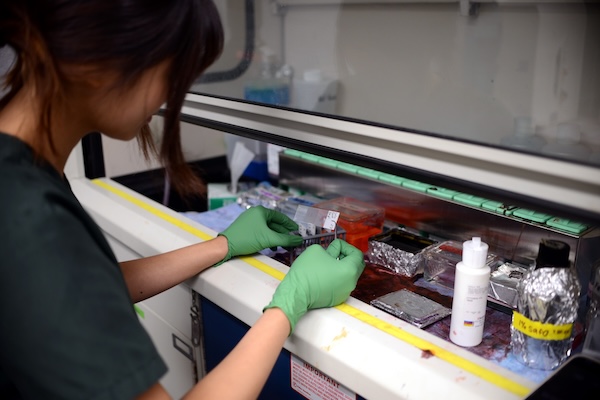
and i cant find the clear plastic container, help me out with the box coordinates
[312,197,385,252]
[422,240,501,289]
[275,194,324,219]
[236,183,292,210]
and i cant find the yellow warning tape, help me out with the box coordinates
[93,179,213,241]
[91,178,531,397]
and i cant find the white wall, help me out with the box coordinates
[102,1,600,173]
[101,117,226,177]
[195,1,600,157]
[288,2,597,145]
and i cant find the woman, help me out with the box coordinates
[0,1,365,399]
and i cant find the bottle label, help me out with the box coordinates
[512,312,573,341]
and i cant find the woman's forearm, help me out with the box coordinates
[121,236,228,303]
[183,308,290,400]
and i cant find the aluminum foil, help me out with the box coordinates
[371,289,451,328]
[366,240,425,277]
[489,262,529,308]
[511,267,581,370]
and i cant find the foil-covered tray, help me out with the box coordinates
[366,229,436,277]
[489,261,530,308]
[371,289,451,328]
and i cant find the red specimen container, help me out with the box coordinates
[313,197,385,252]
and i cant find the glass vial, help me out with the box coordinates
[243,46,290,106]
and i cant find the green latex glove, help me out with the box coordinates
[216,206,303,266]
[264,239,365,335]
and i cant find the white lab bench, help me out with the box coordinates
[71,176,538,400]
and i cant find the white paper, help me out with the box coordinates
[229,141,255,194]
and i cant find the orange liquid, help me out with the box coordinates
[342,224,382,252]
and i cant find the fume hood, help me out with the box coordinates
[70,1,600,399]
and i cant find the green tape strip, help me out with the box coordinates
[134,304,145,319]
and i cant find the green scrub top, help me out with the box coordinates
[0,133,167,399]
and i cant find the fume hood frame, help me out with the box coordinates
[179,93,600,226]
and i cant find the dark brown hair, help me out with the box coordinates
[0,0,224,196]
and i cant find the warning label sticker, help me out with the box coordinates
[290,354,356,400]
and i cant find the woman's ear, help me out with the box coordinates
[61,63,118,91]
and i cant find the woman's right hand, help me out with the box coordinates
[264,239,365,334]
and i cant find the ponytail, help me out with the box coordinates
[0,2,64,156]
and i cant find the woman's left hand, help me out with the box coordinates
[216,206,303,266]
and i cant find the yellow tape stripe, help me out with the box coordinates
[240,256,287,281]
[92,179,213,241]
[92,178,529,397]
[336,303,529,396]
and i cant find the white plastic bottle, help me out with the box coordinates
[450,237,490,347]
[292,69,339,114]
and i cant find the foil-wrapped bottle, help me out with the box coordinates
[510,239,581,370]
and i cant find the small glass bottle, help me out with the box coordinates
[243,46,290,106]
[510,240,581,370]
[541,123,591,161]
[500,116,546,151]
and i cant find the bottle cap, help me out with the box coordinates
[536,239,570,269]
[462,237,489,268]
